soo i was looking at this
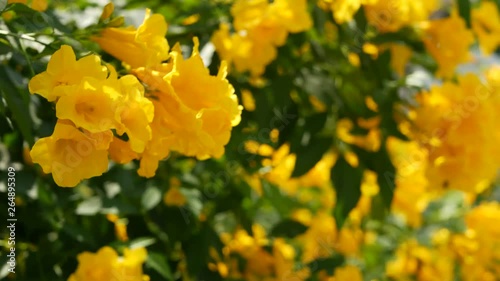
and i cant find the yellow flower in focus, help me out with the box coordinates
[114,75,154,153]
[68,247,148,281]
[93,9,169,68]
[472,1,500,55]
[423,13,474,78]
[55,77,121,133]
[162,39,242,159]
[29,45,108,102]
[109,137,138,164]
[30,120,112,187]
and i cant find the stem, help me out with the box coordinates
[14,37,35,77]
[0,30,50,46]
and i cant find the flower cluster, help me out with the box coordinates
[28,8,242,186]
[211,0,312,76]
[318,0,437,31]
[411,71,500,194]
[93,9,242,178]
[29,45,153,187]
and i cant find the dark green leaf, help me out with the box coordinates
[0,66,34,146]
[307,255,345,276]
[270,219,308,238]
[147,252,174,281]
[331,157,363,229]
[457,0,471,28]
[292,136,332,178]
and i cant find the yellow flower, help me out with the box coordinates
[108,137,138,164]
[133,36,242,176]
[336,118,381,152]
[318,0,377,24]
[268,0,312,33]
[212,23,277,76]
[7,0,48,11]
[30,120,112,187]
[136,99,171,178]
[298,212,337,263]
[93,9,169,68]
[423,12,474,78]
[365,0,437,32]
[412,73,500,193]
[164,187,187,207]
[471,1,500,55]
[161,38,242,159]
[241,89,256,112]
[55,77,121,133]
[29,45,108,102]
[212,0,311,76]
[113,75,154,153]
[386,137,431,227]
[99,2,114,21]
[68,247,148,281]
[31,0,48,11]
[389,43,412,76]
[332,265,363,281]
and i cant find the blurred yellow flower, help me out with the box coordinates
[68,247,148,281]
[423,13,474,78]
[472,1,500,55]
[164,187,187,207]
[413,73,500,193]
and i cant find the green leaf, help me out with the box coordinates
[292,136,332,178]
[129,237,157,249]
[141,186,162,211]
[307,255,345,276]
[331,157,363,229]
[146,252,174,281]
[457,0,471,28]
[270,219,308,238]
[183,224,221,277]
[0,66,34,146]
[0,0,7,12]
[262,180,303,216]
[75,196,102,215]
